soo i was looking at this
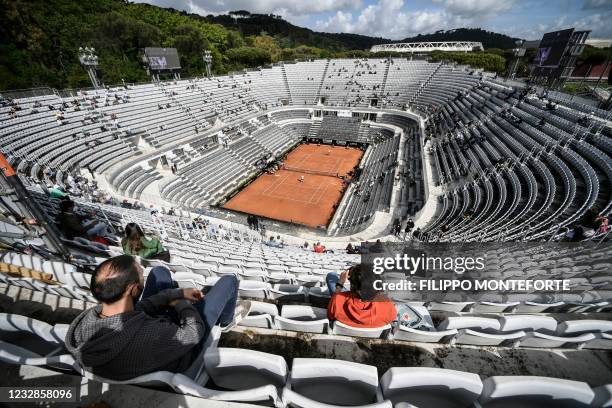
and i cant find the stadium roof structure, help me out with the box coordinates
[370,41,484,53]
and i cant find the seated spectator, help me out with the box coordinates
[49,184,68,199]
[122,223,170,262]
[313,242,326,253]
[346,243,355,254]
[56,200,112,242]
[65,255,250,381]
[326,265,396,328]
[265,236,283,248]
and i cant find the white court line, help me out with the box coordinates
[261,173,289,196]
[307,182,324,204]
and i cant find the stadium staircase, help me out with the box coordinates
[408,62,443,106]
[281,64,293,103]
[379,58,391,95]
[307,119,321,139]
[315,59,330,103]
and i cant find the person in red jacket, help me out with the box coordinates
[326,264,397,329]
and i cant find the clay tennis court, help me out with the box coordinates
[224,144,363,228]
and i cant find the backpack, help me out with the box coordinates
[395,304,433,331]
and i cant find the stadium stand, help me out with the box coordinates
[1,56,611,406]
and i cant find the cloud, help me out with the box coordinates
[582,0,612,10]
[572,11,612,36]
[134,0,360,17]
[439,0,515,17]
[316,0,455,39]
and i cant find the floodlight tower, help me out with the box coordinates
[505,40,525,82]
[78,47,101,88]
[203,50,213,77]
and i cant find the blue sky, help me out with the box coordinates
[135,0,612,40]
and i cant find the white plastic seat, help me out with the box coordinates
[332,321,391,339]
[295,274,324,287]
[479,376,595,407]
[519,331,595,349]
[239,269,268,281]
[584,333,612,350]
[514,301,565,313]
[283,358,390,407]
[275,305,329,334]
[203,347,287,390]
[427,301,474,312]
[267,272,294,284]
[240,301,278,329]
[557,320,612,335]
[268,284,307,302]
[238,280,270,299]
[500,315,557,332]
[0,313,62,344]
[217,265,241,276]
[472,301,519,313]
[591,384,612,407]
[380,367,483,408]
[438,316,501,331]
[5,253,45,271]
[173,272,207,289]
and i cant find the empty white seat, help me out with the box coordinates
[518,331,595,349]
[283,358,390,407]
[472,301,519,313]
[427,301,474,312]
[275,305,329,334]
[438,316,501,331]
[267,272,294,284]
[380,367,483,408]
[173,272,207,289]
[479,376,595,407]
[557,320,612,335]
[238,280,270,299]
[514,301,565,313]
[591,384,612,407]
[500,315,557,332]
[204,347,287,390]
[393,325,458,343]
[240,301,278,329]
[238,269,268,281]
[268,284,306,302]
[584,333,612,350]
[332,321,391,339]
[455,329,525,347]
[5,253,45,271]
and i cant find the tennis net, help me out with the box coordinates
[282,165,339,178]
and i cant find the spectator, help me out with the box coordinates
[326,264,396,328]
[313,242,326,253]
[302,242,310,250]
[122,223,170,262]
[346,243,355,254]
[403,218,414,240]
[65,255,250,381]
[56,200,112,242]
[49,184,68,199]
[265,236,283,248]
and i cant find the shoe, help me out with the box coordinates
[221,300,252,332]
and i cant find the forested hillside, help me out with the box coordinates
[0,0,526,91]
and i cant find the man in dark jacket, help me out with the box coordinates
[56,200,110,240]
[65,255,249,380]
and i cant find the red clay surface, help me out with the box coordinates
[224,144,363,228]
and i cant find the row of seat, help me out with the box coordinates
[1,313,609,407]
